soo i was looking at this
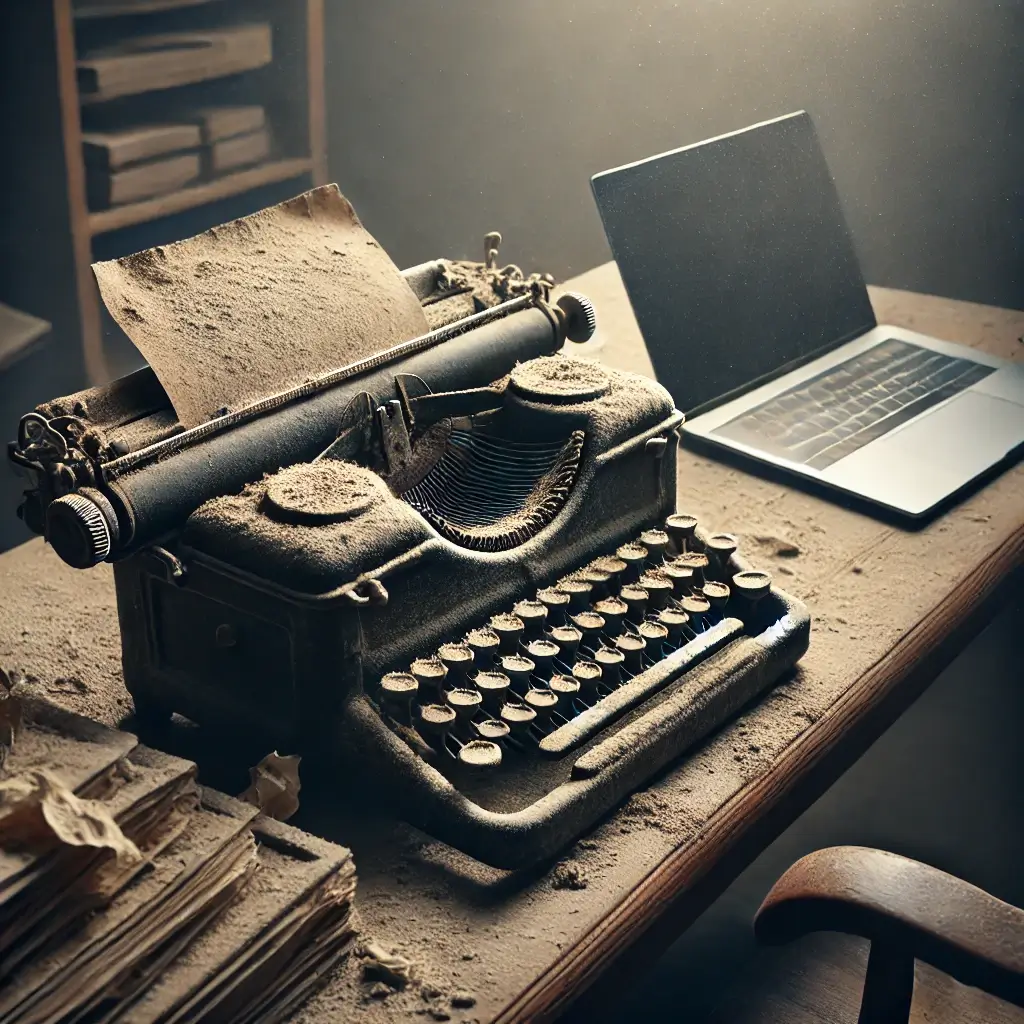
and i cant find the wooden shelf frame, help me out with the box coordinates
[47,0,327,385]
[88,156,313,234]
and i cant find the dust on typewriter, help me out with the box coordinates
[9,186,809,871]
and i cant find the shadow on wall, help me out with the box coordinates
[324,0,1024,310]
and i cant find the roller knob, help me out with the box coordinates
[557,292,598,343]
[46,491,113,568]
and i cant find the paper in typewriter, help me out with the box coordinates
[92,184,429,429]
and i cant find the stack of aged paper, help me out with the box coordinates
[0,684,356,1024]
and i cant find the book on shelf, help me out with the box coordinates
[77,23,272,103]
[87,152,201,209]
[207,128,271,175]
[82,124,202,171]
[193,105,266,144]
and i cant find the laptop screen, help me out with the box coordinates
[591,111,877,415]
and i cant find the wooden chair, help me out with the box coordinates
[723,846,1024,1023]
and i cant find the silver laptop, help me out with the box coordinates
[591,110,1024,519]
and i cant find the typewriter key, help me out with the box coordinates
[616,543,648,584]
[474,671,511,712]
[526,638,559,680]
[465,627,501,669]
[579,568,611,601]
[446,687,483,722]
[475,718,511,742]
[500,701,537,737]
[437,642,474,687]
[524,687,559,722]
[732,569,772,604]
[706,533,739,578]
[639,571,673,610]
[458,739,503,770]
[702,580,731,615]
[570,610,605,650]
[489,613,525,654]
[640,528,670,564]
[681,594,711,630]
[379,672,419,721]
[595,646,625,686]
[549,673,581,710]
[665,513,698,554]
[556,578,593,613]
[410,656,447,698]
[658,607,690,645]
[548,624,582,663]
[639,620,669,659]
[662,563,695,597]
[620,584,649,624]
[572,659,603,697]
[536,587,570,625]
[593,596,628,637]
[500,654,536,692]
[514,599,549,639]
[417,703,456,742]
[614,632,647,671]
[676,551,709,586]
[591,555,627,594]
[733,569,770,622]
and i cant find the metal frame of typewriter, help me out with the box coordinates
[111,393,809,870]
[10,225,810,869]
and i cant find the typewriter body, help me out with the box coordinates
[11,226,808,869]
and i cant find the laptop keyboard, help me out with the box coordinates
[713,339,994,471]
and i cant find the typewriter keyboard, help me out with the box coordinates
[374,515,776,776]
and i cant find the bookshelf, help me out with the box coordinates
[0,0,326,386]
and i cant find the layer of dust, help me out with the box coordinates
[1,694,135,791]
[127,824,353,1021]
[185,467,429,593]
[265,461,385,522]
[1,794,256,1006]
[509,355,610,400]
[93,184,429,428]
[0,543,128,728]
[1,271,1021,1022]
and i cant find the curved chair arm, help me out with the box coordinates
[755,846,1024,1015]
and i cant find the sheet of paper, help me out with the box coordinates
[93,184,429,429]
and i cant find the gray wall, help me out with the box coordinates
[324,0,1023,310]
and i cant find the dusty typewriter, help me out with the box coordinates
[10,189,809,869]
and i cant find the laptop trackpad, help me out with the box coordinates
[821,391,1024,516]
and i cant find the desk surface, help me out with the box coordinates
[1,265,1022,1024]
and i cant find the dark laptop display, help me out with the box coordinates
[591,111,876,414]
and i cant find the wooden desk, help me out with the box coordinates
[1,265,1021,1024]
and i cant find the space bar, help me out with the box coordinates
[537,617,743,758]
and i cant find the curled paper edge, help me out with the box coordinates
[239,751,301,822]
[0,768,142,863]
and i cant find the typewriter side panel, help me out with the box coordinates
[114,553,361,749]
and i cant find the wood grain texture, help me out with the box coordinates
[708,932,1024,1024]
[755,847,1024,1008]
[306,0,328,186]
[54,0,109,386]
